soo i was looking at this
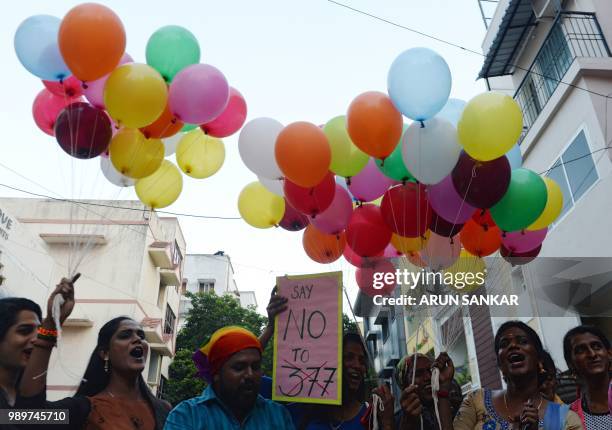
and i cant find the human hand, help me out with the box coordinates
[432,352,454,388]
[266,286,288,326]
[372,383,395,426]
[520,398,539,430]
[400,384,422,420]
[45,273,78,327]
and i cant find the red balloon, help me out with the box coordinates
[54,102,112,159]
[472,209,496,229]
[284,172,335,217]
[380,183,431,237]
[356,259,396,297]
[279,201,309,231]
[201,87,247,138]
[500,244,541,266]
[343,243,383,268]
[460,218,501,257]
[302,224,345,264]
[42,76,83,99]
[346,204,392,257]
[451,152,511,208]
[32,89,80,136]
[429,211,463,237]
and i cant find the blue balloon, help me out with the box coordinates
[506,144,522,170]
[14,15,70,81]
[436,98,466,127]
[335,176,358,202]
[387,47,452,121]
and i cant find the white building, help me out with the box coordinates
[0,198,186,400]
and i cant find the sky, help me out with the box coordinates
[0,0,489,314]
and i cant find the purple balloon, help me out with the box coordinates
[83,53,133,109]
[502,228,547,253]
[169,64,229,125]
[427,175,476,224]
[349,159,395,202]
[451,152,511,208]
[279,201,309,231]
[429,210,464,237]
[311,184,353,234]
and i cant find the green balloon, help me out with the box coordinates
[375,125,414,181]
[490,168,547,232]
[181,123,198,132]
[324,115,369,178]
[146,25,201,82]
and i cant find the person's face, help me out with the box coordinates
[344,342,367,393]
[540,366,557,400]
[0,310,40,370]
[497,327,539,379]
[102,320,148,374]
[570,332,611,379]
[405,356,433,403]
[214,348,262,411]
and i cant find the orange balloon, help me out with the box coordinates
[275,122,331,188]
[140,100,184,139]
[460,219,501,257]
[59,4,126,81]
[347,91,403,159]
[302,224,346,264]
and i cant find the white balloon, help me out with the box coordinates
[259,176,284,197]
[238,117,284,179]
[101,157,135,187]
[402,117,461,185]
[163,133,183,157]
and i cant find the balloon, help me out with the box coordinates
[490,168,547,232]
[356,259,396,297]
[239,118,284,179]
[175,129,225,178]
[436,98,466,127]
[458,92,523,161]
[346,204,392,257]
[421,232,461,271]
[348,159,396,202]
[82,53,133,109]
[146,25,200,82]
[346,91,403,159]
[135,160,183,209]
[43,76,82,98]
[163,133,183,157]
[427,175,476,224]
[384,243,403,258]
[407,251,428,268]
[460,219,501,257]
[375,125,414,182]
[391,231,430,253]
[451,152,511,208]
[100,156,134,187]
[238,182,285,229]
[502,228,547,253]
[472,209,496,229]
[343,243,382,268]
[302,225,346,264]
[201,87,247,138]
[109,129,164,179]
[182,123,198,132]
[506,144,522,170]
[169,64,229,124]
[380,183,431,237]
[311,184,353,235]
[259,176,284,197]
[283,172,335,217]
[32,89,77,136]
[500,244,541,266]
[402,117,461,185]
[54,102,112,159]
[429,211,463,238]
[141,101,184,139]
[279,201,309,231]
[387,47,451,121]
[58,3,126,81]
[275,122,331,188]
[14,15,70,81]
[444,250,486,293]
[323,116,368,178]
[528,177,563,230]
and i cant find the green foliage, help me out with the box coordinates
[343,313,358,334]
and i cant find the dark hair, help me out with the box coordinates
[542,350,556,375]
[342,332,368,403]
[562,325,611,371]
[494,320,546,366]
[0,298,42,342]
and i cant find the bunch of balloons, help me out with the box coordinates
[237,47,563,296]
[16,3,247,209]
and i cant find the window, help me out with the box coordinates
[172,240,182,267]
[381,318,389,343]
[148,351,160,383]
[164,306,176,336]
[198,280,215,294]
[546,130,598,223]
[157,375,167,399]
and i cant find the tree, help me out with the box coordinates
[343,313,359,334]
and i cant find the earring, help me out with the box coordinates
[104,358,109,373]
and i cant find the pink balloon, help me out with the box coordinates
[201,87,247,138]
[427,175,476,224]
[42,75,83,99]
[169,64,229,124]
[32,89,80,136]
[311,184,353,234]
[349,158,395,202]
[83,53,133,109]
[356,259,396,297]
[421,232,461,271]
[344,243,383,268]
[501,228,547,253]
[384,243,402,258]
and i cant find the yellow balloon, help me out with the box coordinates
[176,129,225,179]
[110,129,164,179]
[104,63,168,128]
[445,249,486,293]
[528,177,563,230]
[324,116,368,177]
[136,160,183,209]
[238,182,285,229]
[391,231,430,253]
[458,92,523,161]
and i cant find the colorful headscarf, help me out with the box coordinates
[395,353,430,388]
[192,326,262,383]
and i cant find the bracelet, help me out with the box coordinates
[437,390,449,398]
[38,327,58,337]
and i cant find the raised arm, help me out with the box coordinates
[258,286,288,350]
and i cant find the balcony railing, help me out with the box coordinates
[514,12,611,142]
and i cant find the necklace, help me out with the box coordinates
[503,392,542,422]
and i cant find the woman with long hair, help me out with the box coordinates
[17,278,170,429]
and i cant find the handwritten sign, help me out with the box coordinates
[272,271,343,405]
